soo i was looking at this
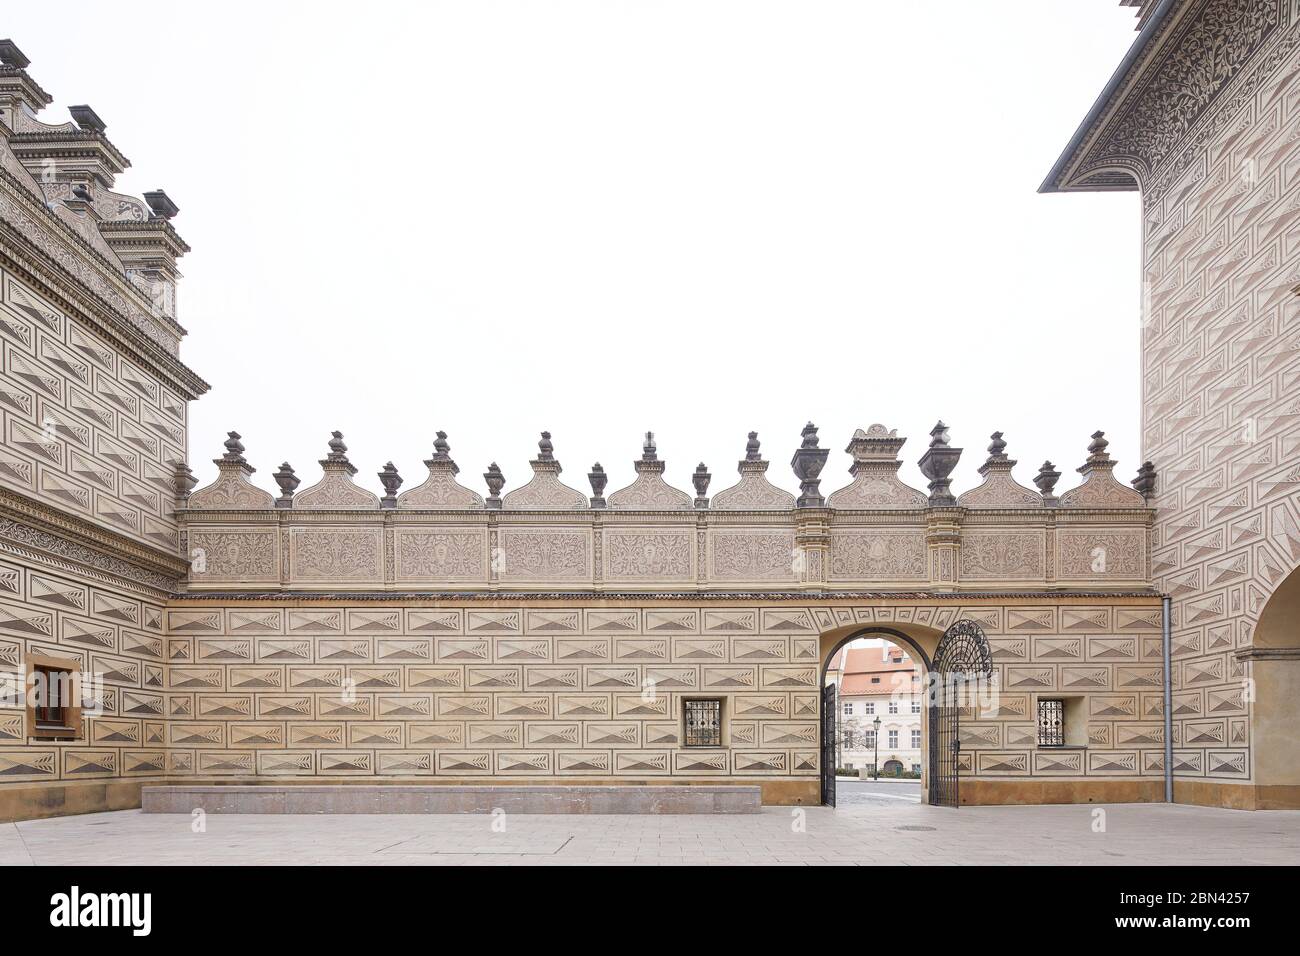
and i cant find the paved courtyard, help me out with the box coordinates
[2,801,1297,865]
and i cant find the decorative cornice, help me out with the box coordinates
[0,486,187,576]
[0,211,208,399]
[167,588,1164,603]
[1042,0,1292,195]
[0,502,183,595]
[0,158,207,386]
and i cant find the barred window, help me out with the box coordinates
[684,698,722,747]
[1037,698,1065,747]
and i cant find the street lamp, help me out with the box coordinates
[872,715,881,781]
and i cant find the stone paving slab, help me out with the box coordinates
[2,803,1298,866]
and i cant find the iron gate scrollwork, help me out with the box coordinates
[821,682,836,807]
[928,619,993,807]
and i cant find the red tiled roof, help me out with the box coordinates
[837,647,919,696]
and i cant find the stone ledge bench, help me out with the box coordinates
[141,785,762,815]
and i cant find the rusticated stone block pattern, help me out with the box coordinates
[0,265,188,553]
[158,600,1165,788]
[0,552,169,786]
[1138,7,1300,786]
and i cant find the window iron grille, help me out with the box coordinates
[684,698,722,747]
[1038,698,1065,747]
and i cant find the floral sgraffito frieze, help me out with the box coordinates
[960,532,1045,580]
[498,531,589,580]
[1093,0,1281,179]
[291,529,382,581]
[395,531,485,581]
[829,532,926,581]
[1058,531,1146,579]
[189,530,277,582]
[603,532,692,580]
[711,531,797,581]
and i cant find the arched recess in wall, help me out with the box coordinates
[1247,565,1300,807]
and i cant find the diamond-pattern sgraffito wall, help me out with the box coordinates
[156,600,1164,788]
[1139,13,1300,788]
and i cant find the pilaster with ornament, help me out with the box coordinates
[793,508,830,591]
[925,508,962,591]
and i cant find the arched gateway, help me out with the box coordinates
[819,620,992,807]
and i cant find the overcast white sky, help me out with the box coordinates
[11,1,1144,501]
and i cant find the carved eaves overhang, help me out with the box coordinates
[0,180,209,399]
[0,487,187,597]
[1041,0,1293,196]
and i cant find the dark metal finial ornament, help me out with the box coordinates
[791,422,829,508]
[1132,460,1157,500]
[433,431,450,459]
[1088,430,1109,458]
[537,431,554,462]
[223,431,245,460]
[588,463,607,508]
[693,463,711,509]
[273,463,299,508]
[918,419,962,506]
[642,431,657,462]
[1034,460,1061,506]
[328,431,347,459]
[378,462,403,508]
[987,431,1007,458]
[745,431,761,461]
[484,463,505,509]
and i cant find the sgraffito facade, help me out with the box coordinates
[2,0,1297,820]
[1046,0,1300,809]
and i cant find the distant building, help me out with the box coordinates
[825,645,922,776]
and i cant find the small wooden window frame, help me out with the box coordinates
[26,653,82,740]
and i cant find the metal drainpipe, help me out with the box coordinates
[1162,595,1173,803]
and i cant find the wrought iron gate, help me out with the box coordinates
[821,682,836,807]
[928,619,993,807]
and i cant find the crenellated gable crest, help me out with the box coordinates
[397,432,485,510]
[502,432,588,510]
[710,433,796,511]
[607,433,692,510]
[957,432,1043,509]
[826,425,927,510]
[186,432,275,510]
[294,432,380,510]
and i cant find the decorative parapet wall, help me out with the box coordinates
[178,425,1157,595]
